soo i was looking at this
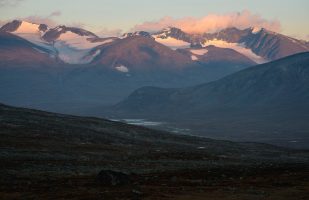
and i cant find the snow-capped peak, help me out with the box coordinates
[251,27,262,34]
[55,26,64,32]
[152,27,191,50]
[121,31,151,39]
[162,27,173,33]
[0,20,49,34]
[18,20,49,34]
[154,27,184,38]
[4,20,54,54]
[14,21,41,34]
[0,20,117,65]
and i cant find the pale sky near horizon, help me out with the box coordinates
[0,0,308,39]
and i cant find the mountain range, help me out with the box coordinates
[153,27,309,61]
[1,20,308,69]
[0,20,308,113]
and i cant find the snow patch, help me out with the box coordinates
[82,49,102,64]
[153,35,191,50]
[14,21,41,34]
[252,27,262,34]
[153,30,169,38]
[32,47,47,54]
[54,32,114,64]
[56,31,113,49]
[91,49,101,58]
[190,49,208,56]
[54,42,89,64]
[121,31,148,38]
[162,27,172,34]
[190,48,208,60]
[115,65,129,73]
[56,27,63,32]
[191,55,198,61]
[203,39,267,64]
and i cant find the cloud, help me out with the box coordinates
[66,21,86,29]
[96,28,123,37]
[17,12,88,30]
[133,10,281,34]
[0,0,24,7]
[17,11,62,27]
[0,10,91,32]
[49,11,62,17]
[20,16,57,27]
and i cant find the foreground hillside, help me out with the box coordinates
[0,104,308,199]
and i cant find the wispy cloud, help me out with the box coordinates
[0,11,62,28]
[0,0,25,7]
[0,11,93,32]
[96,28,123,37]
[133,10,281,34]
[66,21,86,29]
[49,11,62,17]
[17,11,62,27]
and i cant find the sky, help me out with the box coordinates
[0,0,308,39]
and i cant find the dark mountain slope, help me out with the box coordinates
[0,32,56,66]
[115,52,309,114]
[92,35,194,70]
[213,27,309,60]
[111,53,309,148]
[242,29,309,60]
[178,45,256,68]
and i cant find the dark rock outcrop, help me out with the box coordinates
[96,170,131,186]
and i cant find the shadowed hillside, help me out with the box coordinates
[109,53,309,148]
[0,103,308,199]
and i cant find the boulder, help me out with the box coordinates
[96,170,130,186]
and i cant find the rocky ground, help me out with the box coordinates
[0,104,308,199]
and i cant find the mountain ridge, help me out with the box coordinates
[114,52,309,114]
[1,20,308,65]
[110,52,309,148]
